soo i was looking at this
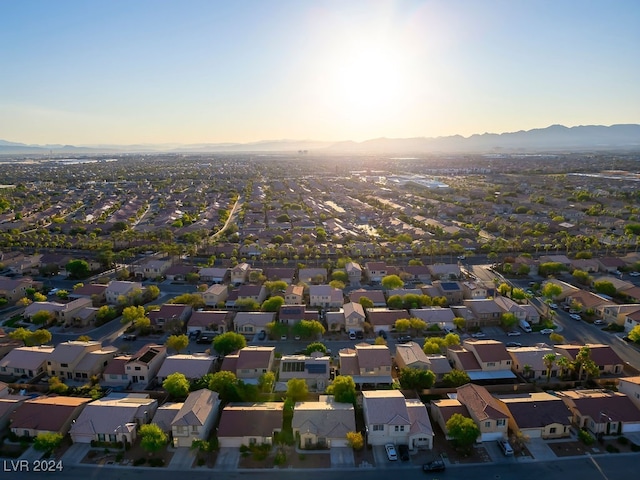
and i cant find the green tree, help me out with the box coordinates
[593,280,616,296]
[331,270,348,283]
[629,324,640,343]
[423,340,443,354]
[134,316,151,332]
[208,370,239,402]
[543,353,557,383]
[96,305,117,323]
[33,432,63,454]
[398,368,436,390]
[305,342,328,355]
[66,259,91,279]
[442,369,470,388]
[500,312,518,329]
[541,282,562,300]
[446,413,480,450]
[409,318,427,335]
[169,293,205,309]
[143,285,161,302]
[31,310,55,326]
[48,376,69,394]
[498,283,511,296]
[572,269,592,285]
[394,318,411,332]
[346,431,364,450]
[444,333,461,346]
[327,375,357,404]
[55,289,69,300]
[549,332,565,344]
[139,424,168,455]
[386,294,403,309]
[121,305,146,325]
[453,317,466,330]
[286,378,308,401]
[30,329,52,345]
[213,332,247,356]
[33,292,47,302]
[293,319,325,338]
[358,296,374,309]
[264,280,287,295]
[381,274,404,290]
[163,372,190,398]
[258,371,276,393]
[234,298,261,311]
[166,334,189,354]
[261,295,285,312]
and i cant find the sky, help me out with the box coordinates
[1,0,639,145]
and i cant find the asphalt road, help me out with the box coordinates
[4,454,636,480]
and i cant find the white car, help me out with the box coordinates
[385,443,398,461]
[593,320,605,326]
[549,303,558,309]
[569,313,582,321]
[630,272,640,277]
[471,332,486,338]
[507,331,521,336]
[540,328,554,335]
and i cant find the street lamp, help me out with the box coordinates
[599,411,612,437]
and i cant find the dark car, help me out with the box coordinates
[397,335,412,344]
[196,335,214,344]
[258,330,266,340]
[378,330,388,339]
[122,334,137,341]
[398,444,410,462]
[422,460,445,472]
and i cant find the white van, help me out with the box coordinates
[519,319,532,333]
[498,439,514,456]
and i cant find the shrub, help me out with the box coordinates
[133,458,146,466]
[149,458,164,467]
[274,448,286,465]
[605,444,619,453]
[631,442,640,452]
[578,429,594,446]
[197,457,205,466]
[115,453,123,462]
[617,436,629,445]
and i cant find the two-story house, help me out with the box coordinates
[338,343,392,387]
[202,284,229,307]
[105,281,143,305]
[171,389,220,448]
[447,339,516,382]
[47,340,117,382]
[234,312,276,336]
[148,303,192,332]
[309,285,343,309]
[221,346,275,382]
[343,302,366,333]
[364,262,388,284]
[284,285,304,305]
[230,263,251,285]
[279,353,331,391]
[0,346,55,379]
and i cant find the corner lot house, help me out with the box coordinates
[0,345,54,379]
[293,395,356,449]
[9,396,90,438]
[362,390,433,449]
[171,389,220,447]
[618,376,640,409]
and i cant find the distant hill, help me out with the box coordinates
[1,124,639,155]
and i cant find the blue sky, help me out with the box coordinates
[1,0,639,145]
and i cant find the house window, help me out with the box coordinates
[372,425,384,431]
[394,425,405,432]
[109,434,117,442]
[550,427,557,434]
[134,367,141,371]
[110,374,118,379]
[486,362,495,367]
[61,363,68,368]
[176,426,185,435]
[506,360,511,365]
[497,419,506,427]
[484,421,491,428]
[98,434,105,442]
[192,426,198,433]
[139,376,145,380]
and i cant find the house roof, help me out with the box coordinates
[157,354,215,379]
[431,398,470,425]
[49,341,102,364]
[171,389,219,427]
[366,309,407,327]
[463,339,512,363]
[129,344,166,365]
[554,344,624,366]
[448,347,481,371]
[354,344,391,369]
[406,399,434,437]
[343,302,365,318]
[507,345,556,372]
[9,395,90,432]
[292,397,355,438]
[362,390,409,425]
[456,383,509,421]
[152,402,182,432]
[559,390,640,423]
[70,394,156,436]
[234,312,275,327]
[395,342,430,367]
[72,284,108,296]
[236,347,275,370]
[498,392,572,429]
[188,311,228,328]
[410,307,455,323]
[217,402,283,437]
[0,346,55,370]
[103,356,127,375]
[348,289,386,304]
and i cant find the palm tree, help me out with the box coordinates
[556,355,570,379]
[523,364,533,380]
[543,353,557,383]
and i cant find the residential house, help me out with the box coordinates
[236,284,267,306]
[563,290,609,314]
[221,346,275,383]
[187,311,229,334]
[151,402,182,434]
[263,267,296,284]
[428,264,462,281]
[164,265,198,282]
[361,390,433,449]
[455,383,510,441]
[348,289,386,307]
[0,345,55,379]
[298,268,327,284]
[284,285,304,305]
[279,353,331,391]
[202,284,229,307]
[424,354,452,381]
[148,303,192,332]
[70,393,158,444]
[343,302,366,333]
[198,267,229,284]
[345,262,362,286]
[461,281,489,300]
[463,299,504,327]
[540,279,580,302]
[410,307,456,331]
[0,277,32,304]
[278,305,306,326]
[46,340,117,382]
[431,281,463,304]
[596,257,626,274]
[623,309,640,333]
[23,297,94,327]
[230,262,251,285]
[570,258,600,273]
[171,389,220,447]
[558,389,640,436]
[105,281,143,305]
[338,343,392,387]
[9,396,90,438]
[596,304,640,328]
[0,397,25,432]
[618,377,640,409]
[101,357,129,387]
[539,255,572,268]
[554,344,624,376]
[124,344,167,389]
[234,312,276,336]
[293,395,356,449]
[364,262,388,283]
[133,257,172,280]
[156,354,216,382]
[394,342,431,370]
[217,402,284,447]
[430,398,472,441]
[69,283,107,305]
[507,344,558,380]
[447,339,516,382]
[326,310,345,332]
[309,285,343,309]
[401,265,431,284]
[366,308,407,334]
[497,392,573,439]
[493,296,527,321]
[519,304,540,324]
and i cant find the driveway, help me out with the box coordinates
[330,446,354,468]
[168,447,195,469]
[215,447,239,470]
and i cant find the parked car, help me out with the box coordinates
[348,330,357,340]
[471,331,486,338]
[549,303,558,309]
[498,439,514,456]
[385,443,398,461]
[196,334,214,344]
[593,320,605,326]
[506,342,522,348]
[280,334,287,341]
[397,335,412,344]
[257,330,266,340]
[569,313,582,321]
[122,334,137,341]
[378,330,388,339]
[630,271,640,277]
[355,330,364,339]
[507,330,521,336]
[422,460,446,472]
[540,328,554,335]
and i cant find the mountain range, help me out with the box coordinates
[1,124,639,155]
